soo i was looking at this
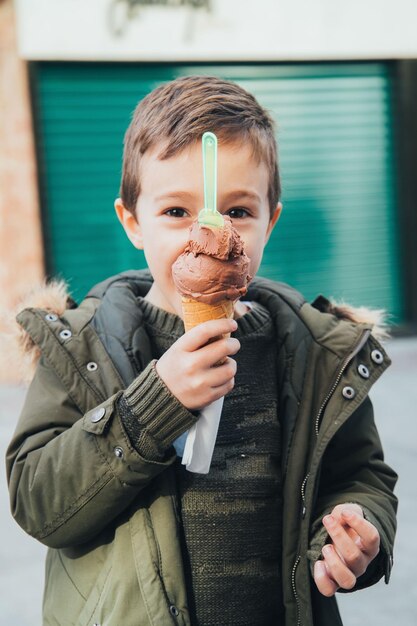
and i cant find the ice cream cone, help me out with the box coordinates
[181,297,234,365]
[182,297,234,332]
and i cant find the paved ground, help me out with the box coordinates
[0,337,416,625]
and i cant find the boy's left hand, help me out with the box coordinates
[313,503,380,597]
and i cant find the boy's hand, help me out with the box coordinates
[155,318,240,411]
[313,503,380,597]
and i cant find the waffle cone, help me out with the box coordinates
[181,298,234,365]
[181,297,234,333]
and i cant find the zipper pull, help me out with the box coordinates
[301,473,309,518]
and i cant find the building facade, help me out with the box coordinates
[1,0,417,380]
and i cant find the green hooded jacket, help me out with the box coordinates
[6,271,398,626]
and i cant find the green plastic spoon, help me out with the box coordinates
[198,131,224,228]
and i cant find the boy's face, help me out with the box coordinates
[116,140,281,317]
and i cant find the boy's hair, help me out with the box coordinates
[120,75,280,217]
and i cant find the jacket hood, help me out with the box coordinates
[3,275,390,384]
[1,280,72,383]
[309,294,390,342]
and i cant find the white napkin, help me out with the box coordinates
[181,396,224,474]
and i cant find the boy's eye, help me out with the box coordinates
[226,207,250,219]
[164,207,187,218]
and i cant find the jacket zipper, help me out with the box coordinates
[302,332,370,517]
[301,473,310,518]
[293,328,372,624]
[291,555,301,626]
[314,329,371,436]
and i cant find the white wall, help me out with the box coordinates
[15,0,417,61]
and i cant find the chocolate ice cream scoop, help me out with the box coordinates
[172,217,251,305]
[185,216,245,260]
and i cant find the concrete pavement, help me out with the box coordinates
[1,337,416,625]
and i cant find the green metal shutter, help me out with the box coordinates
[34,62,403,323]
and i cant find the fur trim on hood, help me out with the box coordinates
[0,280,70,384]
[311,294,390,343]
[1,281,390,384]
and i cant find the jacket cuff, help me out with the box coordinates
[358,505,393,586]
[307,517,331,576]
[120,360,198,460]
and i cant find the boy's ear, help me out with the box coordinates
[114,198,143,250]
[264,202,282,244]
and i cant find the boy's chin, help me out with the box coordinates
[144,283,183,317]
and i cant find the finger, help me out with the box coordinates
[328,505,364,549]
[346,527,364,549]
[197,337,240,367]
[189,359,236,394]
[341,510,380,557]
[323,515,367,575]
[331,503,363,523]
[204,357,237,387]
[314,560,338,597]
[208,377,236,402]
[321,544,357,590]
[181,319,238,350]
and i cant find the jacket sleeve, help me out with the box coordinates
[307,396,398,589]
[6,356,197,549]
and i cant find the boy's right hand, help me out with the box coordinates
[155,318,240,411]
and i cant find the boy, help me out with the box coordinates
[6,75,397,626]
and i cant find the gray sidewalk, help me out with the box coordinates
[1,337,416,625]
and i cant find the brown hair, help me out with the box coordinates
[120,75,280,217]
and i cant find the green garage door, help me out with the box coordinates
[34,62,403,323]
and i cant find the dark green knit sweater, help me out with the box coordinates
[121,297,284,625]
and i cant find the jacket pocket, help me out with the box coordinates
[130,507,180,625]
[43,547,111,626]
[43,549,85,625]
[77,561,112,626]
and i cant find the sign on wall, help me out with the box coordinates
[108,0,211,38]
[15,0,417,61]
